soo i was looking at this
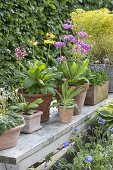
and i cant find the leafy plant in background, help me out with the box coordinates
[57,58,89,85]
[71,8,113,64]
[77,0,113,10]
[17,60,60,95]
[85,69,109,86]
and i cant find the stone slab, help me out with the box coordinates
[0,94,112,168]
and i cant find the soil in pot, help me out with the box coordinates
[22,111,43,133]
[18,92,52,122]
[85,81,109,105]
[58,106,74,123]
[0,123,25,150]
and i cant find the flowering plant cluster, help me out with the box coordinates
[54,21,91,62]
[15,47,28,60]
[71,8,113,64]
[46,116,113,170]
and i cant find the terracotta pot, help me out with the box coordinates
[22,111,43,133]
[58,106,74,123]
[18,93,52,122]
[85,81,109,105]
[73,83,89,115]
[0,123,25,150]
[57,83,89,115]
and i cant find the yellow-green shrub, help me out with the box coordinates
[71,8,113,63]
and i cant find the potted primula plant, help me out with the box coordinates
[0,88,25,150]
[10,96,43,133]
[57,58,89,115]
[71,8,113,92]
[84,69,109,105]
[54,22,90,114]
[53,81,83,123]
[17,59,59,122]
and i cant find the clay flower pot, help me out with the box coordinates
[58,106,74,123]
[18,92,52,122]
[73,83,89,115]
[0,123,25,150]
[22,111,43,133]
[85,81,109,105]
[57,83,89,115]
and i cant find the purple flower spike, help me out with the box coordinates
[63,141,70,148]
[86,156,93,163]
[63,35,77,43]
[56,56,66,63]
[98,117,106,125]
[57,162,62,168]
[63,23,72,30]
[54,42,66,49]
[77,32,88,38]
[74,127,78,133]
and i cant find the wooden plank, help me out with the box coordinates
[0,94,112,166]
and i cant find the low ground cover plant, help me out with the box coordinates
[38,101,113,170]
[0,88,24,135]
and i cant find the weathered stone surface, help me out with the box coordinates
[0,94,113,170]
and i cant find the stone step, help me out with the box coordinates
[0,94,113,170]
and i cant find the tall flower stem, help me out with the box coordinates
[47,43,50,66]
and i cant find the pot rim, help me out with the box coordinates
[58,105,74,109]
[1,122,25,136]
[18,90,53,97]
[23,111,43,119]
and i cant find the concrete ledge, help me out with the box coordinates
[0,94,113,170]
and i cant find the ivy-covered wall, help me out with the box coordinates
[0,0,113,89]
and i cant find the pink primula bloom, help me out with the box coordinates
[15,47,27,60]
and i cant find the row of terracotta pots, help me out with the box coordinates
[22,81,109,123]
[0,111,43,150]
[0,81,109,151]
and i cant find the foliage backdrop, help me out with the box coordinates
[0,0,113,89]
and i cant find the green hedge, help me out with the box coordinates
[0,0,113,89]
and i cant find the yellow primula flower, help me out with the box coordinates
[44,40,50,44]
[50,33,55,39]
[33,41,38,46]
[50,40,55,44]
[46,33,50,37]
[29,40,33,45]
